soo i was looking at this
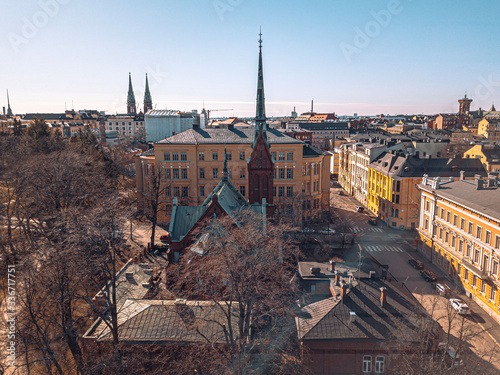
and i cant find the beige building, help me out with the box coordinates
[135,125,331,224]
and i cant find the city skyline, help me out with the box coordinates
[2,0,500,116]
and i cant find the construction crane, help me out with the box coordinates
[204,109,233,123]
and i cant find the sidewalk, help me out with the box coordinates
[411,249,500,347]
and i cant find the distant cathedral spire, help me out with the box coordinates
[6,90,13,116]
[127,72,136,115]
[144,73,153,114]
[254,28,267,146]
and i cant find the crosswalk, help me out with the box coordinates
[349,227,384,233]
[362,245,404,253]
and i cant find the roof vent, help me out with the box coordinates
[350,311,356,323]
[310,267,321,274]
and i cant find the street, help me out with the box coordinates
[331,185,500,372]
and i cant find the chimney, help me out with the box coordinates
[340,282,348,300]
[329,260,336,273]
[460,170,465,181]
[349,311,356,324]
[334,272,341,286]
[2,107,5,115]
[380,287,387,307]
[476,179,484,190]
[415,151,420,158]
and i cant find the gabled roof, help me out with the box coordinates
[88,299,239,344]
[168,177,265,243]
[156,127,302,145]
[296,278,426,342]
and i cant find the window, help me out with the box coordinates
[199,185,205,197]
[166,169,171,180]
[226,151,232,161]
[490,287,496,302]
[182,186,188,197]
[287,151,293,161]
[453,214,458,226]
[458,240,464,254]
[173,169,179,179]
[439,227,443,240]
[278,186,284,197]
[212,151,218,161]
[476,226,482,240]
[396,181,400,192]
[165,186,171,197]
[173,186,180,197]
[363,356,372,373]
[446,211,451,222]
[425,200,430,212]
[481,280,486,294]
[199,168,205,179]
[239,151,245,161]
[474,249,480,264]
[496,236,500,249]
[441,208,445,219]
[472,274,477,288]
[181,152,187,161]
[451,236,456,248]
[271,152,276,160]
[287,168,293,179]
[181,168,188,179]
[213,168,218,179]
[464,268,469,282]
[466,244,471,257]
[483,254,489,272]
[164,152,170,161]
[493,260,499,276]
[279,168,285,179]
[278,151,285,161]
[485,230,492,245]
[395,209,399,218]
[240,169,245,179]
[172,152,179,161]
[445,231,449,243]
[286,186,293,197]
[460,218,465,230]
[375,356,385,373]
[199,151,205,161]
[273,186,276,197]
[395,194,400,204]
[468,222,474,234]
[239,186,246,196]
[425,218,429,231]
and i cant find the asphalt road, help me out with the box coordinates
[331,186,500,372]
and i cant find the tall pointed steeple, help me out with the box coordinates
[144,73,153,114]
[127,72,136,115]
[6,90,13,116]
[254,28,267,146]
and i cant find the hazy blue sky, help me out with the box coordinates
[2,0,500,117]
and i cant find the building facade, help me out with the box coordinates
[464,144,500,173]
[105,115,145,140]
[145,110,197,143]
[417,174,500,324]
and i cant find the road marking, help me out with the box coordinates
[364,245,404,253]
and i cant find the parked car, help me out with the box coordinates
[435,283,452,297]
[318,228,336,235]
[355,206,364,213]
[449,298,471,315]
[301,228,315,233]
[408,258,424,270]
[420,269,437,282]
[438,343,463,367]
[368,218,377,225]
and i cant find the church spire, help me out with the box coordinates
[6,90,13,116]
[144,73,153,114]
[222,146,229,182]
[127,72,136,115]
[254,28,267,146]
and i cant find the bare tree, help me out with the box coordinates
[165,213,305,374]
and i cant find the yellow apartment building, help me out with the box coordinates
[135,125,331,224]
[464,144,500,173]
[478,118,500,140]
[368,151,486,230]
[417,174,500,324]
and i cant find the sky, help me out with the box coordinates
[2,0,500,117]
